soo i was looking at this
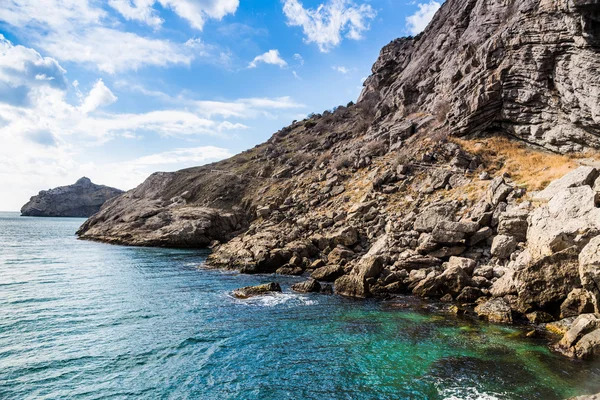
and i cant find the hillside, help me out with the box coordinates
[78,0,600,359]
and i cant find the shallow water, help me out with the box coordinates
[1,211,599,399]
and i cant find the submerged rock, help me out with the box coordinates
[232,282,282,299]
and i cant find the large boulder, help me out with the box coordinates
[534,167,598,201]
[514,247,581,312]
[291,279,322,293]
[334,275,369,298]
[474,298,513,323]
[579,236,600,312]
[491,235,518,259]
[413,203,457,232]
[527,186,600,259]
[557,314,600,359]
[311,265,345,282]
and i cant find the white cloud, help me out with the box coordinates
[293,53,304,66]
[79,79,117,113]
[406,1,441,36]
[332,65,353,74]
[0,0,224,73]
[248,49,288,68]
[282,0,376,52]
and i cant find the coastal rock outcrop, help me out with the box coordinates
[21,177,123,218]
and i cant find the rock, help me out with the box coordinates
[276,266,304,276]
[514,247,581,312]
[579,236,600,312]
[473,265,494,280]
[491,235,518,259]
[446,256,477,275]
[291,279,322,293]
[331,185,346,196]
[355,256,384,280]
[440,293,454,302]
[497,210,529,242]
[526,311,554,324]
[467,227,493,246]
[527,186,600,259]
[534,167,599,201]
[569,393,600,400]
[309,259,326,270]
[256,206,271,218]
[334,275,369,298]
[490,269,518,297]
[21,177,123,217]
[431,220,479,244]
[560,289,596,318]
[320,284,334,295]
[456,286,484,303]
[486,177,513,206]
[474,298,513,324]
[428,246,466,258]
[439,266,473,297]
[412,271,442,297]
[396,253,442,271]
[546,317,578,336]
[311,265,345,282]
[232,282,282,299]
[327,226,359,247]
[327,246,355,265]
[413,203,457,232]
[557,314,600,359]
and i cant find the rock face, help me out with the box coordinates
[21,177,123,218]
[359,0,600,153]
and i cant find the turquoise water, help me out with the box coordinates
[1,212,599,399]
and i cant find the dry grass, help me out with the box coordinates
[453,137,600,191]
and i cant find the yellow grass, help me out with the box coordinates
[453,137,600,191]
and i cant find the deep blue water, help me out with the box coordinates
[1,211,600,399]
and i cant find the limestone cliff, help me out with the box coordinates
[21,177,123,218]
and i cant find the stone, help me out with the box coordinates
[327,226,359,247]
[21,177,124,217]
[579,236,600,312]
[514,247,581,312]
[309,259,326,270]
[355,256,384,280]
[413,203,457,232]
[491,235,518,259]
[534,167,599,201]
[439,266,473,297]
[560,289,596,318]
[527,186,600,259]
[526,311,554,324]
[557,314,600,359]
[311,265,345,282]
[327,246,355,265]
[232,282,282,299]
[431,220,479,244]
[276,266,304,276]
[456,286,484,303]
[412,271,442,297]
[334,275,369,298]
[446,256,477,275]
[497,210,529,242]
[256,206,271,218]
[486,177,513,206]
[291,279,322,293]
[467,227,493,246]
[546,317,578,336]
[474,298,513,324]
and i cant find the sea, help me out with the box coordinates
[1,211,599,399]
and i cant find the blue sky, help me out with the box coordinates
[0,0,442,211]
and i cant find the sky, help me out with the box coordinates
[0,0,442,211]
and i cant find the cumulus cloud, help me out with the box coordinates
[282,0,376,52]
[0,34,67,106]
[406,1,441,36]
[248,49,288,68]
[79,79,117,113]
[0,0,224,73]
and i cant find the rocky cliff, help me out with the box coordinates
[21,177,124,218]
[78,0,600,359]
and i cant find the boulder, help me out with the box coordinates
[334,275,369,298]
[497,210,529,242]
[527,186,600,259]
[486,177,513,206]
[525,311,554,324]
[276,266,304,276]
[534,167,599,201]
[413,203,457,232]
[514,247,581,312]
[327,226,359,247]
[474,298,513,323]
[291,279,322,293]
[327,246,355,264]
[431,220,479,244]
[232,282,282,299]
[560,289,596,318]
[456,286,484,303]
[439,266,473,297]
[557,314,600,359]
[446,256,477,275]
[355,256,384,280]
[579,236,600,312]
[491,235,518,259]
[467,227,493,246]
[311,265,345,282]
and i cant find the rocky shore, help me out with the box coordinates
[21,177,123,218]
[78,0,600,364]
